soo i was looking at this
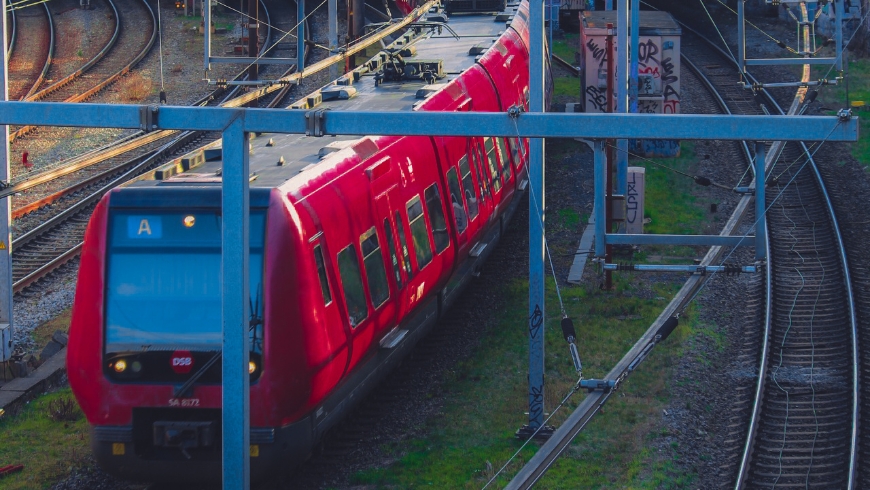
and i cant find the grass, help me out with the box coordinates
[0,389,91,489]
[810,55,870,168]
[351,278,701,488]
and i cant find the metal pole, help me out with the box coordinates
[629,0,638,114]
[605,0,612,10]
[615,0,628,197]
[836,0,844,71]
[204,0,211,71]
[526,0,546,433]
[754,142,766,261]
[298,0,305,71]
[737,0,745,79]
[605,25,614,290]
[0,0,12,363]
[594,140,606,257]
[221,115,251,490]
[329,0,338,78]
[247,0,258,80]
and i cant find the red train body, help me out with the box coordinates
[67,1,546,483]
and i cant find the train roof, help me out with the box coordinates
[125,4,524,192]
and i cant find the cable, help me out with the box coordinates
[157,0,166,103]
[214,0,329,81]
[481,381,581,489]
[697,0,737,62]
[710,0,799,54]
[605,141,735,191]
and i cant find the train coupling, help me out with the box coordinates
[153,421,217,459]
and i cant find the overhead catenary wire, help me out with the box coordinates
[604,141,735,191]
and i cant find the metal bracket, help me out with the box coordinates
[139,105,158,132]
[508,104,524,119]
[837,108,853,122]
[579,379,616,392]
[305,108,329,137]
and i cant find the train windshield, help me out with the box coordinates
[104,210,266,354]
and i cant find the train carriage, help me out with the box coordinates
[67,0,548,483]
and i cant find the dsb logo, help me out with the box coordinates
[170,350,194,374]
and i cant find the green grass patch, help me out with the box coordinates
[551,33,579,62]
[810,56,870,168]
[553,76,579,100]
[352,278,701,488]
[0,389,91,489]
[633,141,710,259]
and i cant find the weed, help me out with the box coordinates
[76,49,83,58]
[47,397,79,422]
[120,73,153,102]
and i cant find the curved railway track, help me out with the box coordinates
[10,0,157,143]
[7,2,53,102]
[650,2,859,487]
[504,2,859,486]
[8,0,313,294]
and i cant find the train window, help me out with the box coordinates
[496,138,511,183]
[313,245,332,305]
[383,219,403,289]
[483,138,502,193]
[424,184,450,253]
[360,227,390,309]
[446,168,468,234]
[458,156,479,219]
[395,211,413,279]
[406,196,433,269]
[336,245,368,327]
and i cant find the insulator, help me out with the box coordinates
[694,176,712,186]
[561,317,576,342]
[654,316,679,342]
[616,262,634,272]
[777,41,787,49]
[569,343,582,373]
[159,91,167,104]
[806,90,819,104]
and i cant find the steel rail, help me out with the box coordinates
[22,0,120,103]
[10,0,158,141]
[505,4,825,486]
[9,0,312,291]
[732,2,857,487]
[7,6,14,56]
[22,3,53,101]
[551,53,579,77]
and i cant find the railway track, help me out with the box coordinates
[502,2,860,486]
[9,0,157,143]
[7,2,53,101]
[651,2,859,487]
[8,0,313,294]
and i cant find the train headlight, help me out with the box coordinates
[249,361,257,374]
[131,361,143,373]
[113,359,127,373]
[183,215,196,228]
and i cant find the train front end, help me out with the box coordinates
[67,186,294,484]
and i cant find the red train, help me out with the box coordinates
[67,0,545,484]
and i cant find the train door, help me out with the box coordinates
[308,236,352,387]
[468,138,495,224]
[376,186,412,322]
